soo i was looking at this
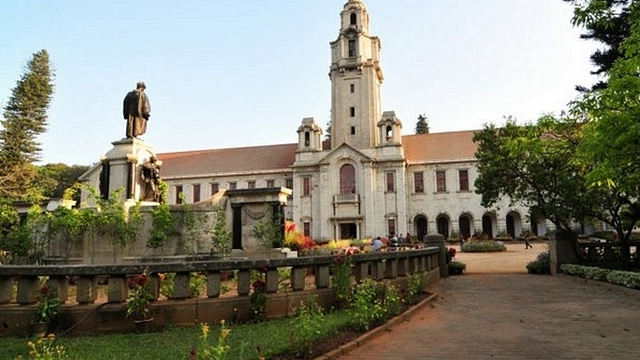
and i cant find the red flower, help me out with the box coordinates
[448,247,457,258]
[252,279,266,291]
[40,285,50,296]
[189,349,197,360]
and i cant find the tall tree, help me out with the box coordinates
[569,0,640,267]
[0,49,55,200]
[415,114,430,134]
[564,0,631,90]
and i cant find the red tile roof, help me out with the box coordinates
[157,130,479,177]
[403,130,478,164]
[158,143,298,178]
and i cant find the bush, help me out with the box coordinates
[526,251,550,274]
[461,240,506,253]
[560,264,640,290]
[448,261,466,275]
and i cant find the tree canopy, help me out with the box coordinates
[0,49,55,200]
[415,114,430,134]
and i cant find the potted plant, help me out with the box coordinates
[126,270,154,330]
[32,283,60,336]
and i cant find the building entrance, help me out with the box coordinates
[340,223,357,239]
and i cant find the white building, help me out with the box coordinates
[156,0,550,242]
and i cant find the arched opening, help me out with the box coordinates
[482,214,494,239]
[350,13,357,25]
[386,125,392,140]
[304,131,310,147]
[339,164,356,194]
[458,214,472,239]
[414,215,428,241]
[436,214,450,239]
[506,214,515,238]
[506,211,522,238]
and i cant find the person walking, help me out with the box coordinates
[524,233,533,249]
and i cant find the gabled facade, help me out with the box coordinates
[157,0,552,242]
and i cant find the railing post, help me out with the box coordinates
[0,276,13,304]
[16,277,40,305]
[206,271,222,298]
[48,276,69,304]
[384,258,398,279]
[237,270,250,296]
[371,260,384,280]
[76,276,98,304]
[314,264,330,289]
[424,234,448,278]
[108,276,128,303]
[397,257,409,276]
[172,272,190,299]
[291,266,306,291]
[354,261,369,282]
[265,268,278,293]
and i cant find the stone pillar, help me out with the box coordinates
[206,271,222,298]
[237,270,250,296]
[424,234,448,278]
[76,276,98,304]
[354,261,369,282]
[549,229,580,275]
[16,277,39,305]
[172,273,190,299]
[397,257,409,276]
[108,276,128,303]
[265,269,279,293]
[371,260,384,280]
[48,276,69,304]
[291,267,306,291]
[315,265,330,289]
[0,277,13,304]
[384,258,398,279]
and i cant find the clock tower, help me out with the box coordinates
[329,0,384,150]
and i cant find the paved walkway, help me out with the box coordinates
[334,242,640,360]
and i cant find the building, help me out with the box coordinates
[156,0,549,242]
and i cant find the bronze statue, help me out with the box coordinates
[141,155,162,202]
[123,81,151,138]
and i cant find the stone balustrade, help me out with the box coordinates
[0,247,441,337]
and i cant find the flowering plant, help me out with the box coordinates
[126,270,154,320]
[447,247,457,263]
[331,255,352,302]
[34,283,60,323]
[249,265,268,315]
[284,221,316,251]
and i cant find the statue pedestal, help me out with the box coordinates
[80,137,157,205]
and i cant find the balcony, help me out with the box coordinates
[333,193,360,204]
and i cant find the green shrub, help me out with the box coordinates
[350,278,385,331]
[406,273,426,305]
[382,284,404,318]
[461,240,506,253]
[289,298,325,358]
[448,261,466,275]
[560,264,640,290]
[526,251,550,274]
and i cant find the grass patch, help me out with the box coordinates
[0,311,356,360]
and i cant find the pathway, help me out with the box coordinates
[332,242,640,360]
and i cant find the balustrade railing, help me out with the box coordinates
[0,248,441,336]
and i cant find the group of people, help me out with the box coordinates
[371,233,414,252]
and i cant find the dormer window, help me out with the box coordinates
[350,13,357,25]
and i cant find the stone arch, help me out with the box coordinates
[458,212,474,239]
[506,210,523,238]
[436,213,450,239]
[414,214,428,242]
[481,212,497,239]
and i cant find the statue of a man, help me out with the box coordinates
[123,81,151,138]
[141,155,162,202]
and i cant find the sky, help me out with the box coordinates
[0,0,600,166]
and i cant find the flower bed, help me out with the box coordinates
[560,264,640,289]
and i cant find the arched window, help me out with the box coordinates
[340,164,356,194]
[386,125,393,140]
[350,13,357,25]
[304,131,310,147]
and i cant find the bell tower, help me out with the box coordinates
[329,0,384,150]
